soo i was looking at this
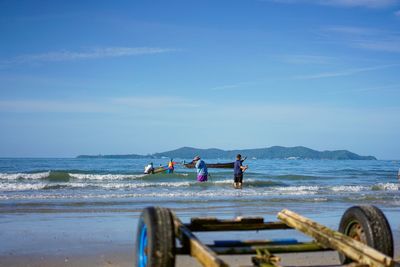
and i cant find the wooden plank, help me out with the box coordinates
[173,214,229,267]
[343,263,369,267]
[277,209,395,267]
[208,242,330,255]
[186,217,291,232]
[253,247,282,267]
[191,216,264,224]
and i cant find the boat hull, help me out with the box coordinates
[184,162,234,169]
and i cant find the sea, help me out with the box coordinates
[1,157,400,256]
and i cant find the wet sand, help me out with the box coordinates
[0,251,341,267]
[0,246,398,267]
[1,211,399,267]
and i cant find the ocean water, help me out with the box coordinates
[1,158,400,255]
[1,158,399,207]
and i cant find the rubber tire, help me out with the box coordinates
[135,207,176,267]
[338,205,393,264]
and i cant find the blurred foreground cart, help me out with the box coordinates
[135,205,398,267]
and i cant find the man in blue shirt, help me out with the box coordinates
[193,156,208,182]
[234,154,248,189]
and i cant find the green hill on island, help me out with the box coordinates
[77,146,376,160]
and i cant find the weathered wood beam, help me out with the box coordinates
[277,209,395,267]
[186,217,291,232]
[253,247,282,267]
[208,242,330,255]
[173,214,229,267]
[343,263,369,267]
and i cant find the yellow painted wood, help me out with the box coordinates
[173,214,229,267]
[278,209,394,267]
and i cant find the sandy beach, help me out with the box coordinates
[1,159,399,267]
[0,249,398,267]
[0,211,398,267]
[1,201,400,267]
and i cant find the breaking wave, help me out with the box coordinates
[0,171,148,181]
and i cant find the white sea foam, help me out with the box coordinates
[374,183,399,191]
[0,187,325,200]
[329,184,399,193]
[0,181,194,192]
[0,182,90,191]
[0,183,47,191]
[268,186,319,196]
[278,185,319,191]
[313,197,328,202]
[0,172,50,180]
[0,172,151,180]
[330,185,366,192]
[98,181,193,189]
[68,173,147,180]
[213,179,235,184]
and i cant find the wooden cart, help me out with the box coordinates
[134,205,397,267]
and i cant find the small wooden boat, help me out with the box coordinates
[183,162,234,169]
[153,167,167,174]
[144,166,168,175]
[183,157,246,169]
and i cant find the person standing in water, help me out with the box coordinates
[144,162,154,174]
[234,154,248,189]
[193,156,208,182]
[167,159,175,174]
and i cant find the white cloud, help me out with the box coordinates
[265,0,399,8]
[2,97,399,141]
[0,47,176,67]
[210,82,256,91]
[278,54,334,64]
[321,0,398,8]
[187,103,400,134]
[211,84,243,90]
[294,64,400,79]
[323,26,400,53]
[0,100,107,113]
[0,96,200,113]
[331,84,400,94]
[356,40,400,52]
[324,26,378,35]
[112,96,200,109]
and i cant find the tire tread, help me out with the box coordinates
[338,205,393,264]
[135,206,175,267]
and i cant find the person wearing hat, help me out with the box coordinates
[233,154,248,189]
[144,162,154,174]
[193,156,208,182]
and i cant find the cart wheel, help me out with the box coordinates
[338,205,393,264]
[135,207,175,267]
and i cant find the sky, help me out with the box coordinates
[0,0,400,159]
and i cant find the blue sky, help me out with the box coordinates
[1,0,400,159]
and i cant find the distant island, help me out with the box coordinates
[77,146,377,160]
